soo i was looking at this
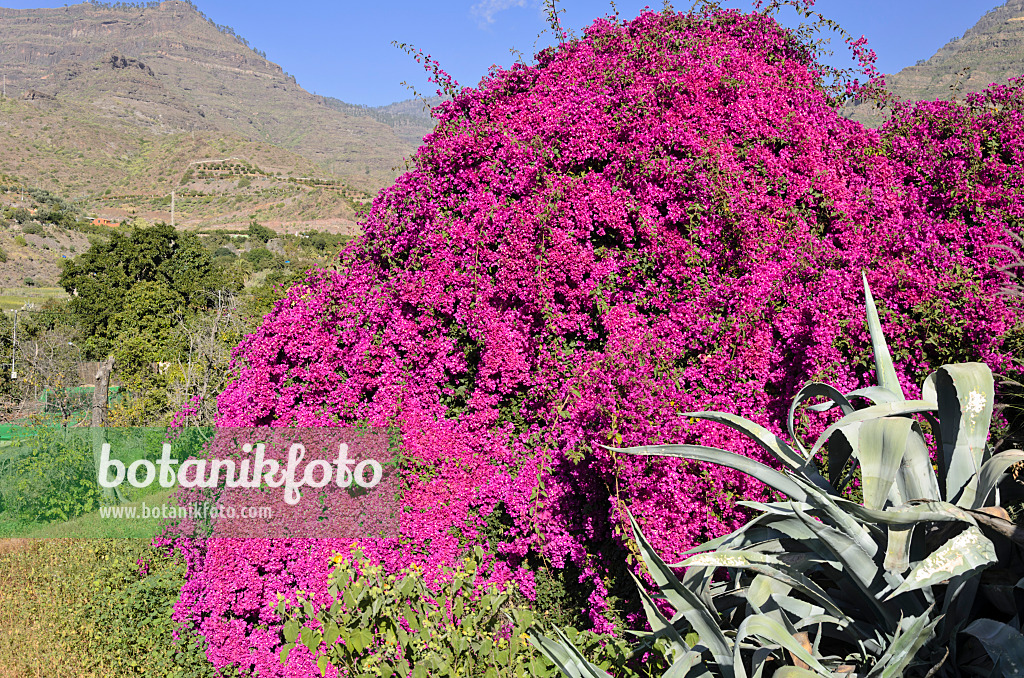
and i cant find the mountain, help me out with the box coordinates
[0,0,438,231]
[845,0,1024,125]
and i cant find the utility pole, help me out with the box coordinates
[9,309,16,380]
[171,190,175,227]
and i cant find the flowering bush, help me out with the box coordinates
[275,545,645,677]
[173,5,1024,675]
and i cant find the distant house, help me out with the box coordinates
[92,218,118,228]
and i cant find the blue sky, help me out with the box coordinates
[0,1,1007,106]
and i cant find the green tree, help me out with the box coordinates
[59,223,221,358]
[246,220,274,244]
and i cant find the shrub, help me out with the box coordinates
[0,538,219,677]
[175,5,1024,675]
[21,222,47,237]
[536,280,1024,675]
[0,426,100,522]
[277,546,646,677]
[0,247,8,263]
[14,236,26,247]
[242,246,273,270]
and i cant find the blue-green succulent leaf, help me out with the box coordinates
[885,526,996,600]
[964,618,1024,676]
[862,272,906,400]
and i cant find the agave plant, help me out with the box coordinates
[532,274,1024,677]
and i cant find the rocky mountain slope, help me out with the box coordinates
[0,0,440,231]
[845,0,1024,125]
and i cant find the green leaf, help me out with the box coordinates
[885,526,996,599]
[790,504,896,628]
[678,550,849,624]
[923,363,994,507]
[808,401,937,459]
[787,382,855,453]
[627,511,734,675]
[684,412,814,478]
[856,417,913,509]
[733,615,831,675]
[628,571,693,665]
[862,272,905,400]
[526,628,614,678]
[975,449,1024,509]
[619,444,810,503]
[283,620,299,643]
[866,609,940,678]
[963,618,1024,676]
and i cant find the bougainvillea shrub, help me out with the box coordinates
[170,6,1024,675]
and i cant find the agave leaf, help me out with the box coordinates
[923,364,994,507]
[839,498,973,526]
[808,401,937,459]
[619,444,811,503]
[885,526,996,600]
[844,385,904,406]
[790,504,897,629]
[683,412,831,491]
[895,422,941,503]
[680,515,807,556]
[629,571,694,664]
[974,449,1024,509]
[787,383,855,454]
[733,615,831,677]
[883,525,913,574]
[964,618,1024,676]
[678,550,850,624]
[862,272,906,401]
[769,669,826,678]
[857,417,915,510]
[826,423,859,492]
[527,628,614,678]
[866,609,940,678]
[627,511,735,674]
[662,653,710,678]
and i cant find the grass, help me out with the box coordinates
[0,287,67,312]
[0,486,176,539]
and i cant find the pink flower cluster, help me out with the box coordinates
[170,7,1024,675]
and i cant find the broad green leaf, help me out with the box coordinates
[683,412,829,490]
[790,505,895,628]
[867,610,940,678]
[786,383,855,455]
[662,652,708,678]
[862,273,905,400]
[885,526,996,599]
[526,628,614,678]
[963,618,1024,676]
[809,401,937,459]
[628,511,734,675]
[679,550,849,624]
[895,422,941,503]
[619,444,810,502]
[857,417,913,510]
[883,525,913,574]
[843,385,903,406]
[974,449,1024,509]
[733,615,831,676]
[923,364,994,507]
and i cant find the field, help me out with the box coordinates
[0,287,67,312]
